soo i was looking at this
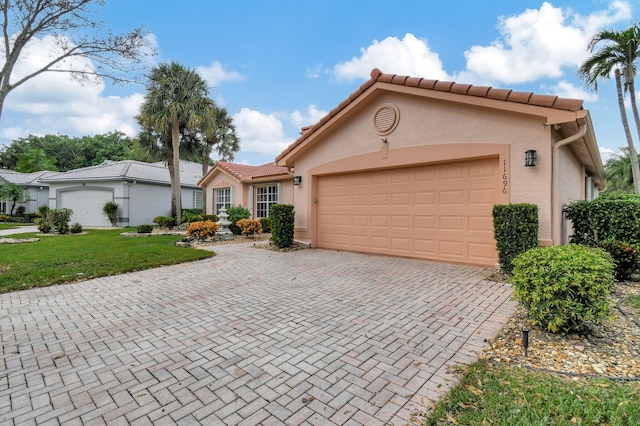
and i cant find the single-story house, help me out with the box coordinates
[41,160,204,227]
[198,162,293,218]
[0,169,59,214]
[275,68,605,266]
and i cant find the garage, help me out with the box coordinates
[316,157,499,265]
[60,188,113,227]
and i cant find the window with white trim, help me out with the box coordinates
[256,184,279,218]
[215,187,231,214]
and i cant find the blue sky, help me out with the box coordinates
[1,0,638,165]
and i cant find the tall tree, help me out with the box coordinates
[199,106,240,210]
[201,106,240,176]
[0,0,154,123]
[0,182,24,215]
[0,132,135,171]
[15,147,57,172]
[579,25,640,193]
[138,62,213,223]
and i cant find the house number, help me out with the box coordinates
[502,160,508,194]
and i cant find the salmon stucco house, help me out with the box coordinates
[199,162,293,219]
[275,68,605,266]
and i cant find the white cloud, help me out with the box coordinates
[289,105,328,130]
[460,1,631,85]
[599,146,617,162]
[196,61,245,87]
[233,108,291,154]
[333,33,450,82]
[306,64,323,79]
[545,80,598,102]
[0,34,143,142]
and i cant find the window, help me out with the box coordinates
[215,187,231,214]
[256,184,279,218]
[195,190,203,210]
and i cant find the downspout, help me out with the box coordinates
[552,122,587,245]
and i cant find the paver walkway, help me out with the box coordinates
[0,242,516,425]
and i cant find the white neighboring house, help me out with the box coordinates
[40,160,204,227]
[0,169,60,215]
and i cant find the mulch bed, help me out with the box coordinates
[483,273,640,380]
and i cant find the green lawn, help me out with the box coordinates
[0,223,30,230]
[423,360,640,426]
[0,228,213,293]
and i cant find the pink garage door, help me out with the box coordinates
[316,158,499,265]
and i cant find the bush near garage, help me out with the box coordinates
[492,203,539,274]
[597,238,639,281]
[511,244,615,333]
[186,220,220,240]
[563,192,640,247]
[270,204,295,249]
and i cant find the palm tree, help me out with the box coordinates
[604,148,640,192]
[0,183,26,216]
[15,148,58,172]
[201,106,240,176]
[138,62,213,223]
[579,25,640,193]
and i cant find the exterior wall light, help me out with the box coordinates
[294,176,302,186]
[525,150,537,167]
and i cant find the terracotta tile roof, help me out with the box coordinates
[276,68,584,162]
[216,162,290,180]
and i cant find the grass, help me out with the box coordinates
[624,294,640,315]
[0,228,213,293]
[422,360,640,426]
[0,223,31,230]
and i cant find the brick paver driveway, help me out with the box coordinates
[1,242,515,425]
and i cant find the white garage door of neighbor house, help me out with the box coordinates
[60,189,113,227]
[316,157,499,266]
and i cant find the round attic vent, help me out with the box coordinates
[372,103,399,135]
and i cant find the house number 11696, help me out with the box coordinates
[502,160,508,194]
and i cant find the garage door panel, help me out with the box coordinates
[60,189,112,227]
[316,158,498,265]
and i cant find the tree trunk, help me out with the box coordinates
[172,117,182,223]
[201,143,212,213]
[615,69,640,194]
[628,76,640,151]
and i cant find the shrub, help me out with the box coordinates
[70,222,83,234]
[137,224,153,233]
[202,214,218,222]
[236,218,262,236]
[492,203,539,274]
[181,212,202,224]
[182,208,203,216]
[226,205,251,235]
[0,214,10,222]
[102,201,119,227]
[270,204,295,248]
[15,206,26,216]
[48,208,73,234]
[511,244,615,333]
[153,216,177,229]
[563,192,640,246]
[34,217,52,234]
[38,205,49,218]
[597,239,639,282]
[260,217,272,233]
[186,220,220,240]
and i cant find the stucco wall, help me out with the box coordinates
[289,90,555,243]
[557,145,584,244]
[202,173,244,215]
